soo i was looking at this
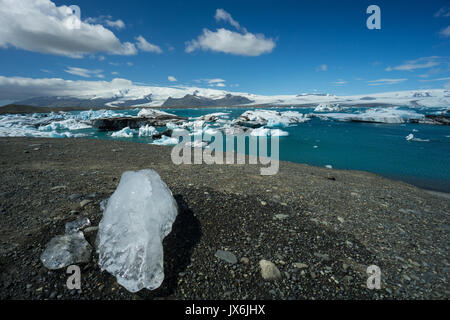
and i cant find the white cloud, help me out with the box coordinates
[186,28,275,56]
[434,7,450,18]
[331,79,347,85]
[195,78,227,87]
[85,16,126,30]
[186,9,275,56]
[111,71,119,75]
[439,26,450,37]
[367,78,407,86]
[419,77,450,82]
[215,9,246,32]
[385,56,442,72]
[168,76,177,82]
[316,64,328,72]
[0,0,136,58]
[135,35,162,53]
[106,19,125,30]
[0,76,133,100]
[64,67,104,78]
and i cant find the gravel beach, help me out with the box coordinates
[0,137,448,300]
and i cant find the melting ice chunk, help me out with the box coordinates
[96,169,178,293]
[65,217,91,234]
[40,232,92,270]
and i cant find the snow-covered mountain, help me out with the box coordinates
[9,84,450,108]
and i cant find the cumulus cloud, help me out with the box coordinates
[168,76,177,82]
[64,67,104,78]
[135,35,163,53]
[385,56,442,71]
[367,78,407,86]
[186,28,275,56]
[186,9,275,56]
[0,0,137,58]
[0,75,133,100]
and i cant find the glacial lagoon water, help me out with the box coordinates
[1,106,449,192]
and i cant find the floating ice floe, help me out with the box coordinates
[234,109,309,128]
[111,127,136,138]
[318,107,424,124]
[137,108,173,118]
[196,112,230,122]
[97,169,178,292]
[138,125,157,137]
[405,133,429,142]
[151,135,179,146]
[250,127,289,136]
[38,119,91,131]
[313,103,343,112]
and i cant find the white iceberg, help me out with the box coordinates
[151,135,179,146]
[138,125,157,137]
[314,103,343,112]
[111,127,136,138]
[97,169,178,292]
[234,109,309,128]
[137,108,173,118]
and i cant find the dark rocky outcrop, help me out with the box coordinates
[92,115,187,131]
[162,94,253,107]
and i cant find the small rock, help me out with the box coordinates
[314,252,330,261]
[79,199,92,208]
[240,257,250,265]
[68,194,82,201]
[293,263,308,269]
[273,214,289,220]
[215,250,237,264]
[259,259,281,281]
[337,217,345,223]
[260,201,267,206]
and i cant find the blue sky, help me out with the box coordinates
[0,0,449,100]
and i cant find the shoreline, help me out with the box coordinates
[0,102,397,115]
[0,137,449,299]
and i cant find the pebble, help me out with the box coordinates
[259,260,281,281]
[80,200,92,208]
[215,250,237,264]
[293,263,308,269]
[240,257,250,265]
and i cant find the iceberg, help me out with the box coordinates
[111,127,136,138]
[314,103,343,112]
[97,169,178,292]
[234,109,309,128]
[151,135,179,146]
[138,124,157,137]
[137,108,173,118]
